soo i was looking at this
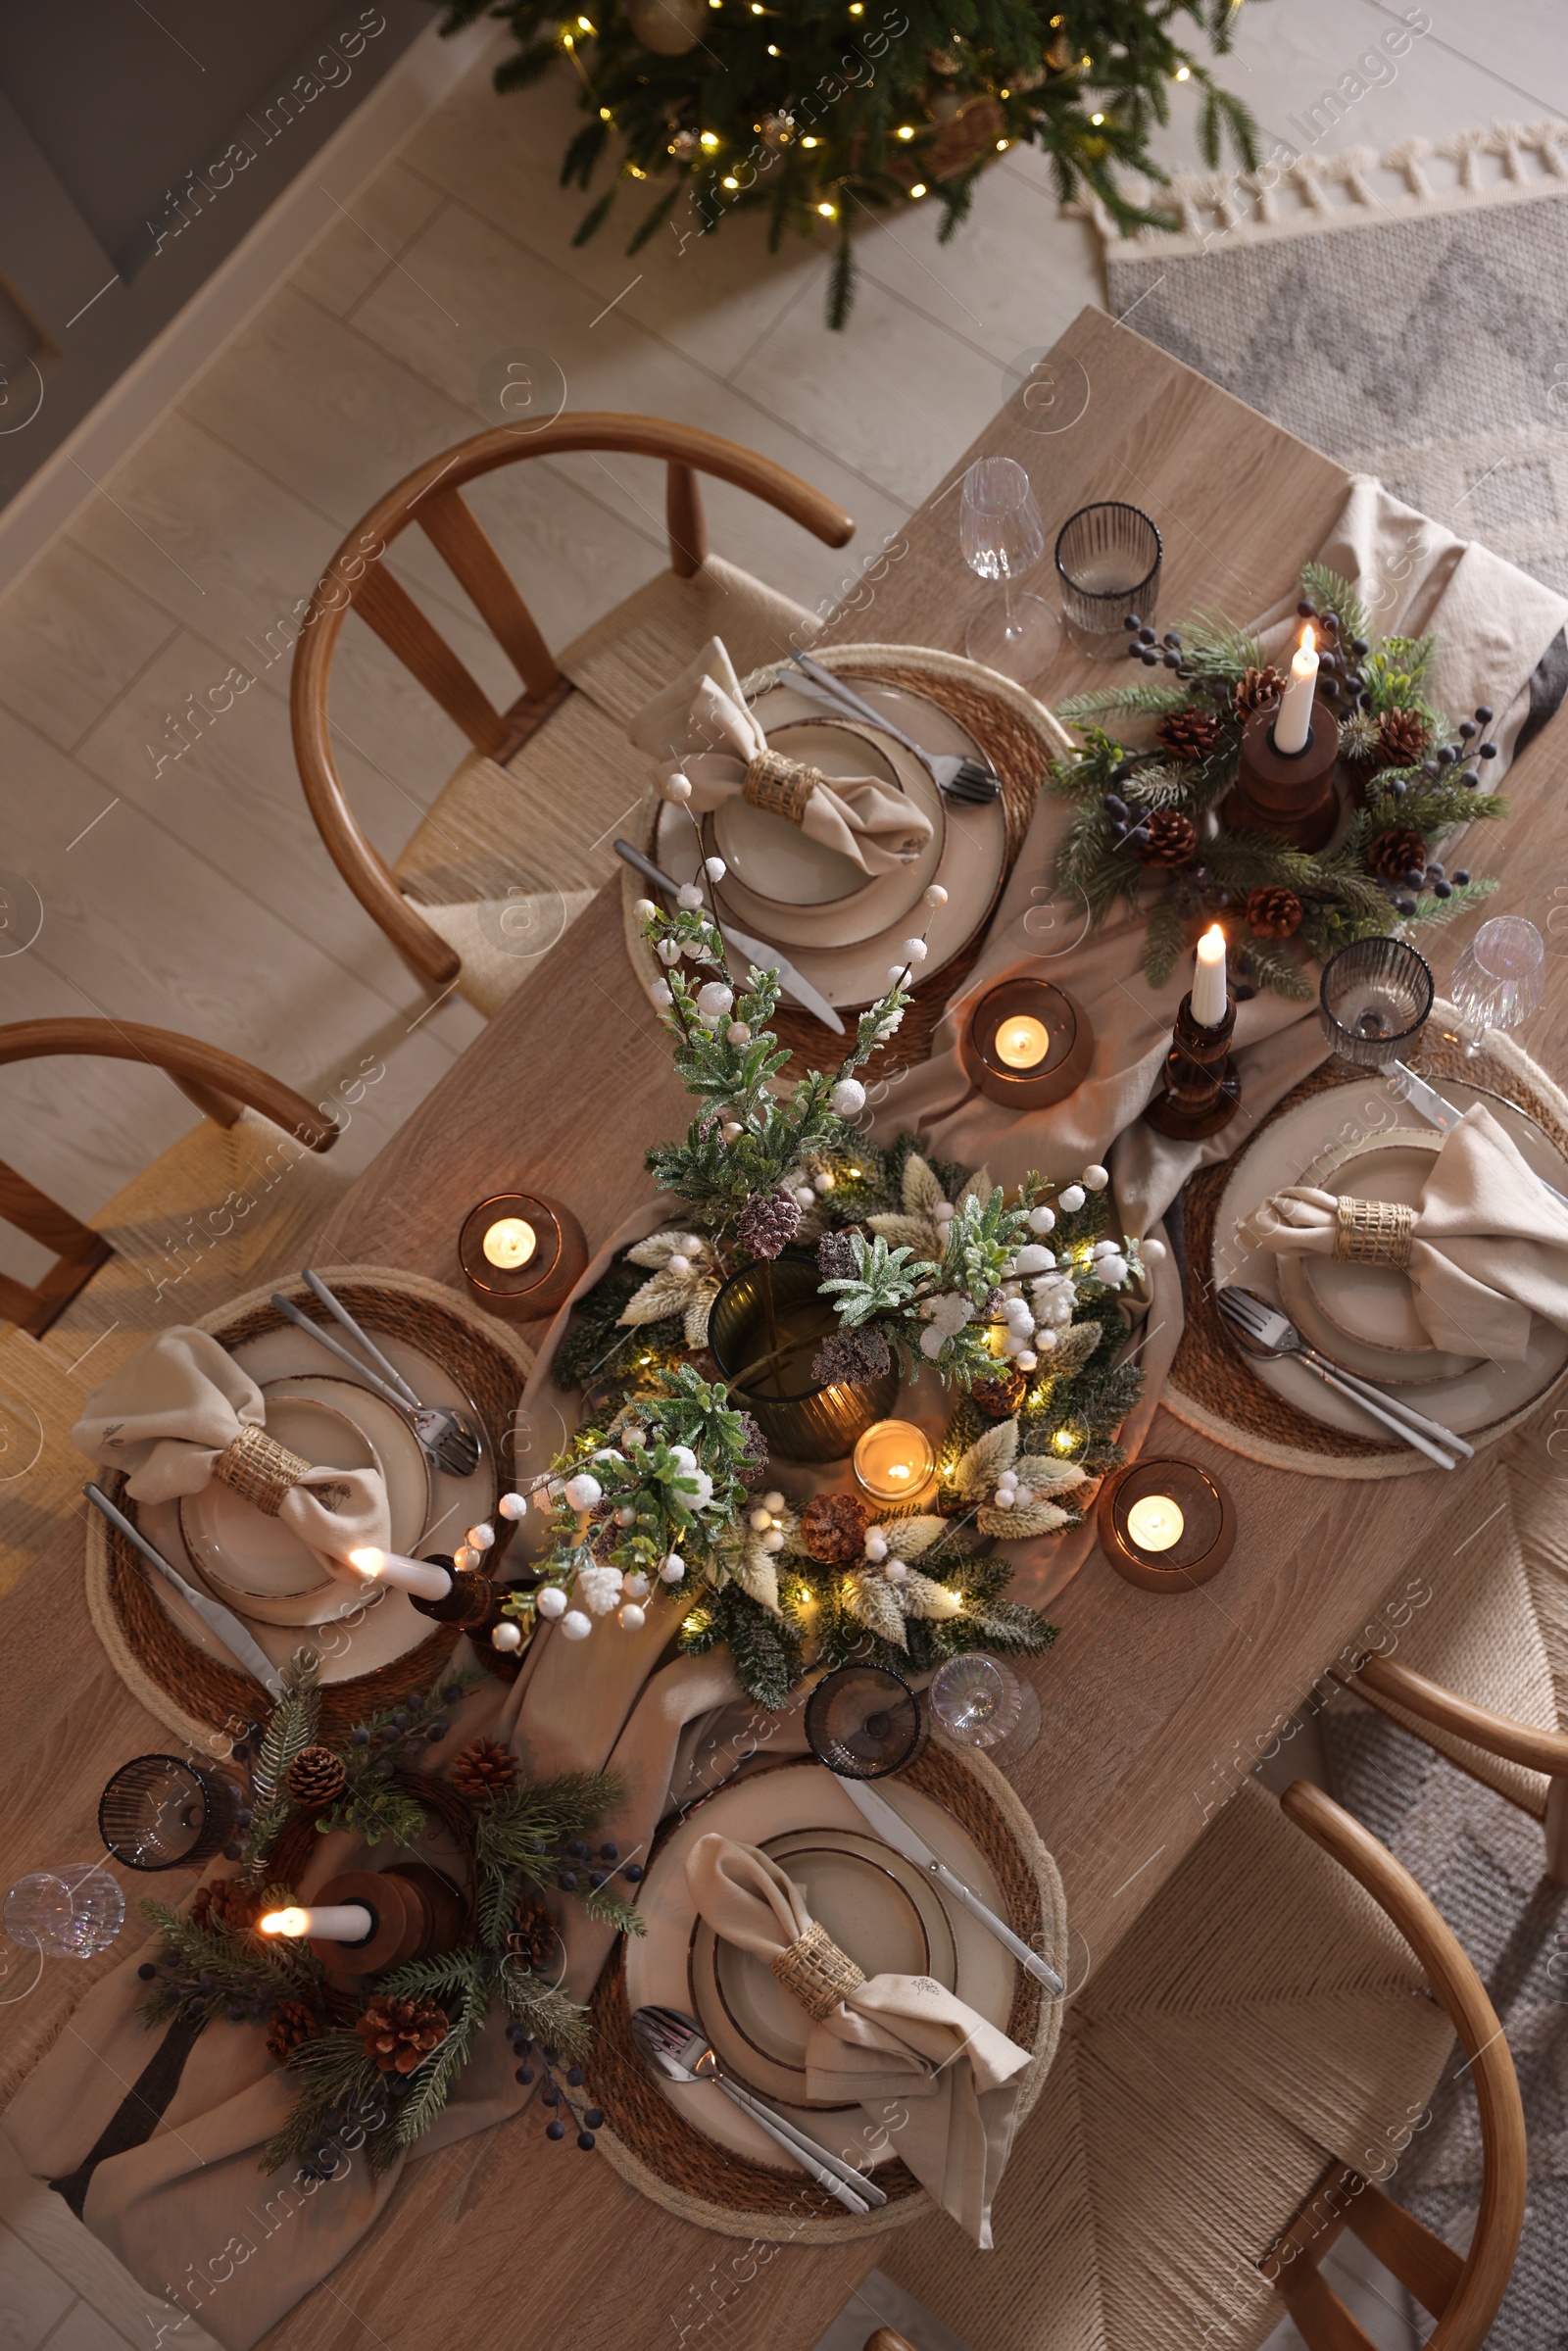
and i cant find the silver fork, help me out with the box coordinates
[1216,1286,1473,1469]
[268,1289,481,1479]
[632,2005,885,2212]
[788,649,1002,805]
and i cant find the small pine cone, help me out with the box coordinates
[737,1187,802,1261]
[284,1744,348,1808]
[1234,664,1285,718]
[1375,707,1431,768]
[190,1876,261,1935]
[358,1993,449,2074]
[1245,886,1304,940]
[799,1491,869,1565]
[506,1895,561,1973]
[816,1228,860,1282]
[811,1325,891,1389]
[1133,808,1198,868]
[1155,705,1225,761]
[969,1367,1026,1419]
[1366,824,1430,883]
[266,1995,328,2065]
[733,1411,767,1475]
[449,1738,520,1798]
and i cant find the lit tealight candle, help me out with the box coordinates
[482,1215,537,1270]
[346,1546,453,1602]
[260,1903,373,1943]
[1274,623,1318,757]
[1125,1494,1185,1553]
[853,1419,937,1505]
[1190,924,1228,1029]
[995,1014,1050,1071]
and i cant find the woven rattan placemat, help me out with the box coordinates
[618,644,1071,1081]
[1166,1012,1568,1475]
[84,1268,533,1747]
[589,1737,1067,2242]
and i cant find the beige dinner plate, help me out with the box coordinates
[712,720,930,907]
[691,1825,959,2110]
[1298,1133,1455,1357]
[177,1394,375,1606]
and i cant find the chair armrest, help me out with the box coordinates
[1344,1653,1568,1780]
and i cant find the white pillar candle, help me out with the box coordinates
[259,1903,373,1942]
[346,1546,452,1601]
[1190,925,1229,1028]
[1274,624,1318,756]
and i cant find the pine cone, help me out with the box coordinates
[1132,808,1198,868]
[1376,707,1431,768]
[358,1994,449,2074]
[1245,886,1303,940]
[816,1228,860,1282]
[733,1411,767,1475]
[284,1745,348,1808]
[811,1326,892,1388]
[266,1995,328,2065]
[799,1491,869,1565]
[1366,824,1430,883]
[1155,706,1225,761]
[969,1367,1026,1419]
[737,1187,802,1261]
[506,1895,562,1972]
[450,1738,519,1798]
[1234,664,1285,718]
[190,1877,260,1935]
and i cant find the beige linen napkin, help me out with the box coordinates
[628,635,932,875]
[1243,1101,1568,1363]
[73,1325,389,1567]
[686,1830,1030,2247]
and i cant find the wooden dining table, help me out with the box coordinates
[4,302,1564,2351]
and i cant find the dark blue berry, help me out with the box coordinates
[515,2065,534,2084]
[557,1871,577,1890]
[1404,870,1424,890]
[1436,746,1455,766]
[1458,720,1476,739]
[231,1744,249,1762]
[222,1842,241,1860]
[566,1838,589,1858]
[1453,869,1471,886]
[507,2023,527,2047]
[1426,862,1445,879]
[427,1721,448,1740]
[1141,649,1159,666]
[1297,600,1315,617]
[1123,613,1141,632]
[138,1963,157,1980]
[1434,880,1452,899]
[1125,642,1143,661]
[1395,896,1417,915]
[1475,705,1494,724]
[1350,637,1369,657]
[546,2120,565,2140]
[599,1842,618,1861]
[1232,982,1256,1002]
[584,2108,604,2129]
[588,1871,606,1889]
[1138,625,1156,645]
[1479,742,1497,759]
[1390,780,1406,799]
[1462,769,1480,788]
[577,2131,596,2150]
[442,1683,465,1703]
[1161,651,1180,669]
[566,2066,584,2086]
[621,1863,644,1882]
[235,1807,253,1827]
[543,2084,560,2106]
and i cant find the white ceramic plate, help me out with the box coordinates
[1213,1076,1568,1440]
[627,1762,1013,2173]
[713,720,923,907]
[1298,1133,1457,1356]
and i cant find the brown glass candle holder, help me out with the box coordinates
[961,977,1095,1109]
[458,1189,588,1322]
[1223,694,1341,852]
[1097,1456,1237,1592]
[307,1864,466,1988]
[1144,991,1241,1138]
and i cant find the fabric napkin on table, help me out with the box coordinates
[628,635,933,876]
[686,1829,1031,2247]
[1243,1102,1568,1363]
[73,1325,389,1566]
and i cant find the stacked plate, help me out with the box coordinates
[1213,1075,1568,1440]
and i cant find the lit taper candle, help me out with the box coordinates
[259,1903,373,1942]
[1190,924,1229,1028]
[1274,624,1318,756]
[346,1546,453,1601]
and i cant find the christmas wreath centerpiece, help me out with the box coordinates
[1050,563,1505,1000]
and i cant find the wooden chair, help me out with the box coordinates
[0,1020,346,1594]
[876,1777,1525,2351]
[289,415,855,1014]
[1335,1433,1568,1883]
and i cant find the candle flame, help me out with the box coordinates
[1300,623,1315,657]
[347,1546,385,1580]
[260,1907,310,1938]
[1198,924,1225,959]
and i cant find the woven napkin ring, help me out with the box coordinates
[743,748,822,827]
[1332,1195,1415,1269]
[769,1919,866,2020]
[213,1424,313,1516]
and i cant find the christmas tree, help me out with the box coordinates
[436,0,1262,325]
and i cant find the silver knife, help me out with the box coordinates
[84,1482,287,1700]
[1387,1061,1568,1210]
[613,838,846,1037]
[836,1774,1064,1996]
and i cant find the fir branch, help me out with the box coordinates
[1055,682,1189,723]
[1143,896,1187,991]
[1238,936,1313,1003]
[1299,563,1370,647]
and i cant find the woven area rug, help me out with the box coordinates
[1319,1690,1568,2349]
[1097,123,1568,596]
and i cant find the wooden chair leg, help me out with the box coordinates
[1338,2177,1462,2321]
[1546,1775,1568,1886]
[1278,2264,1383,2351]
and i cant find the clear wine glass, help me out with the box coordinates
[960,457,1059,682]
[1450,916,1545,1056]
[4,1865,124,1958]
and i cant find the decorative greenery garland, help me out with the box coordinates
[1050,563,1504,1000]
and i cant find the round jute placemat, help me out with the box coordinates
[84,1268,534,1748]
[619,644,1072,1081]
[1165,1009,1568,1476]
[588,1736,1067,2242]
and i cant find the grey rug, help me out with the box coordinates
[1103,184,1568,598]
[1319,1693,1568,2350]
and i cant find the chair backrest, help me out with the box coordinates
[287,413,856,988]
[0,1019,337,1339]
[1270,1779,1527,2351]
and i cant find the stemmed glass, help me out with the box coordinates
[959,457,1059,682]
[1450,916,1545,1056]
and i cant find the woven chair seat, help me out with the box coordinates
[0,1109,348,1595]
[882,1779,1453,2351]
[392,554,820,1018]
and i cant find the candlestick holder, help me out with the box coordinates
[1097,1456,1236,1592]
[458,1189,588,1322]
[1144,991,1241,1138]
[306,1864,466,1987]
[961,976,1095,1109]
[1222,694,1341,851]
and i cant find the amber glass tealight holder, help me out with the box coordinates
[458,1190,588,1321]
[962,977,1095,1110]
[1097,1456,1236,1592]
[852,1419,937,1505]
